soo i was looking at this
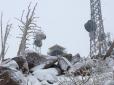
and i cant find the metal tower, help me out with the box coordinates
[85,0,107,58]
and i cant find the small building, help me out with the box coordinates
[48,44,66,56]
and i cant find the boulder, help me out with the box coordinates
[58,57,72,72]
[12,56,28,73]
[26,75,41,85]
[43,59,57,69]
[71,53,81,64]
[63,54,72,61]
[26,52,58,69]
[1,59,19,70]
[26,52,46,68]
[32,68,59,83]
[0,66,26,85]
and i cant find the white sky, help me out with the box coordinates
[0,0,114,58]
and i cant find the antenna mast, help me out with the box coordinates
[85,0,107,58]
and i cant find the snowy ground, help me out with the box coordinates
[1,54,114,85]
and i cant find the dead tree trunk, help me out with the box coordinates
[17,3,38,56]
[16,3,39,73]
[0,13,12,62]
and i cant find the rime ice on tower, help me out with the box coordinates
[85,0,107,58]
[33,29,46,53]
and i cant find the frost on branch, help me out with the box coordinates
[17,3,38,56]
[0,13,12,62]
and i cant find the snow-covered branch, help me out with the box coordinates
[17,3,38,56]
[0,13,12,62]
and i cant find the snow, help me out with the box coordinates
[106,57,114,68]
[25,49,37,54]
[62,57,72,67]
[68,62,85,74]
[104,80,114,85]
[41,81,51,85]
[11,70,42,85]
[1,53,114,85]
[31,64,46,70]
[26,75,41,85]
[32,68,58,83]
[11,71,26,85]
[45,55,57,60]
[1,59,19,70]
[71,54,81,64]
[58,57,72,71]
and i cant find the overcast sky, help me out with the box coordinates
[0,0,114,58]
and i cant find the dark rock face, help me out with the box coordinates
[12,52,58,73]
[43,59,57,69]
[26,52,47,69]
[12,56,28,73]
[12,57,26,69]
[26,52,58,70]
[54,67,62,75]
[0,67,19,85]
[63,54,72,61]
[71,53,81,64]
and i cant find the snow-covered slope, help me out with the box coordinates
[1,53,114,85]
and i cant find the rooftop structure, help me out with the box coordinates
[48,44,66,56]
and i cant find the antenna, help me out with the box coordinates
[85,0,107,58]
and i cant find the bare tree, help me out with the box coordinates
[17,3,38,56]
[0,13,12,62]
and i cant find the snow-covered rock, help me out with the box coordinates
[0,66,26,85]
[43,59,57,69]
[26,52,46,69]
[31,64,46,70]
[12,56,28,72]
[63,54,72,61]
[2,51,114,85]
[71,53,81,64]
[68,59,92,76]
[104,80,114,85]
[32,68,58,83]
[11,70,26,85]
[1,59,19,70]
[26,75,41,85]
[41,81,51,85]
[106,57,114,68]
[58,57,72,71]
[26,52,58,69]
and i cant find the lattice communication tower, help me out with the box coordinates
[85,0,107,58]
